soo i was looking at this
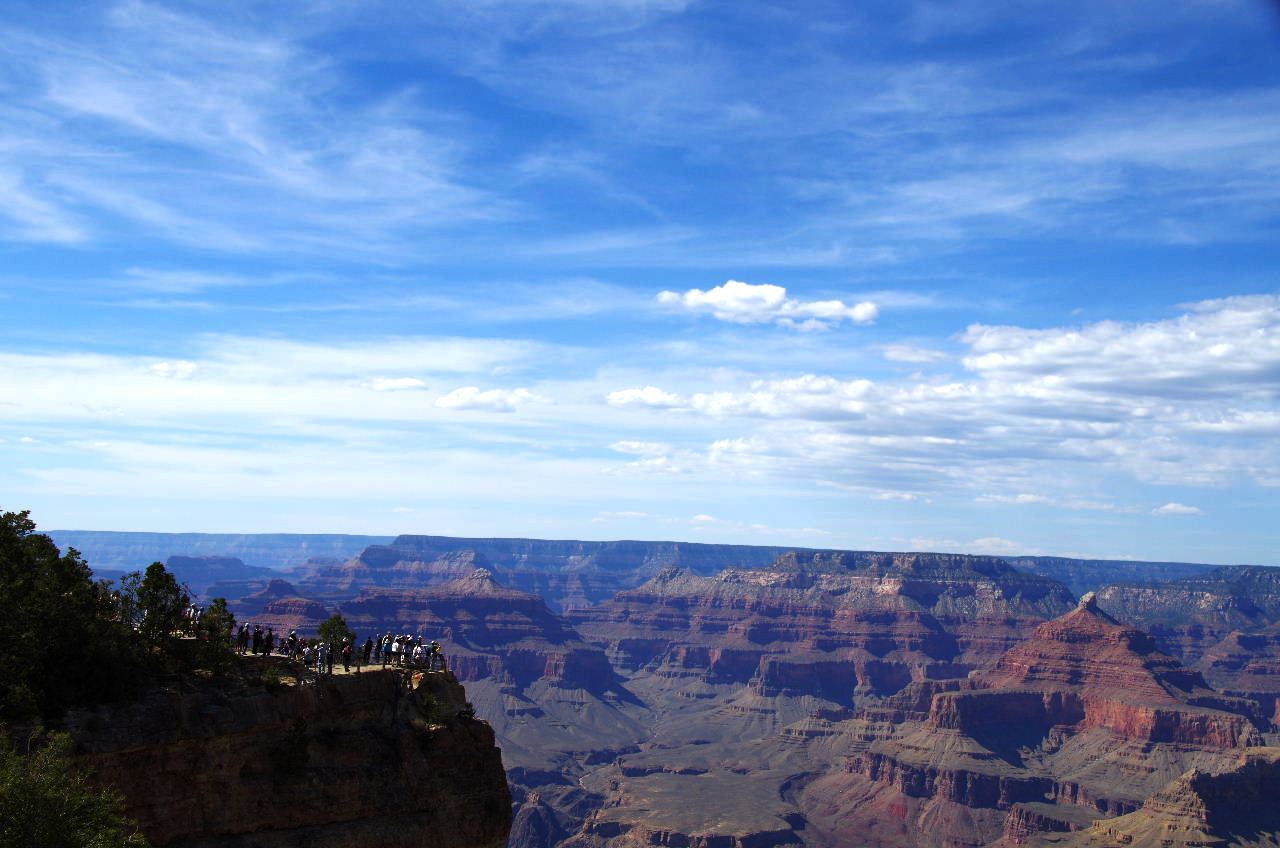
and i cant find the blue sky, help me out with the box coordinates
[3,0,1280,563]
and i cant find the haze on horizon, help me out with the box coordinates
[2,1,1280,565]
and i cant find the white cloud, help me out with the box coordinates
[608,440,672,456]
[608,375,874,419]
[657,280,878,329]
[593,510,651,521]
[434,386,545,412]
[960,294,1280,400]
[0,335,544,431]
[604,295,1280,491]
[604,455,685,475]
[905,535,1039,556]
[606,386,684,408]
[2,2,497,255]
[883,343,949,363]
[976,493,1053,505]
[367,377,427,392]
[691,375,874,418]
[146,360,197,379]
[968,536,1034,556]
[872,490,919,501]
[1152,502,1204,516]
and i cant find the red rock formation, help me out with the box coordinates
[799,595,1265,848]
[571,556,1073,704]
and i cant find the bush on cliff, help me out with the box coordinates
[0,732,148,848]
[0,510,239,723]
[0,510,146,722]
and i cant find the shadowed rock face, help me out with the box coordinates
[60,666,511,848]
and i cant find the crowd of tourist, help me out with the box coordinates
[233,624,446,675]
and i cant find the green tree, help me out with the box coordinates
[192,598,236,674]
[0,510,144,722]
[317,613,355,648]
[128,563,188,653]
[0,732,149,848]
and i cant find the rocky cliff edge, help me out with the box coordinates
[59,663,512,848]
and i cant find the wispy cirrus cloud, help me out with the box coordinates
[0,1,500,254]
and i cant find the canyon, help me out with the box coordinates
[66,532,1280,848]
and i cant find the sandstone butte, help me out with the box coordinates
[47,662,512,848]
[214,541,1280,848]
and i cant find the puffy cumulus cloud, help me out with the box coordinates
[367,376,426,392]
[657,280,878,329]
[606,385,683,408]
[1152,502,1204,516]
[434,386,546,412]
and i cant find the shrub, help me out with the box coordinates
[0,731,149,848]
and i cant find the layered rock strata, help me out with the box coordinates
[1042,747,1280,848]
[800,595,1267,848]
